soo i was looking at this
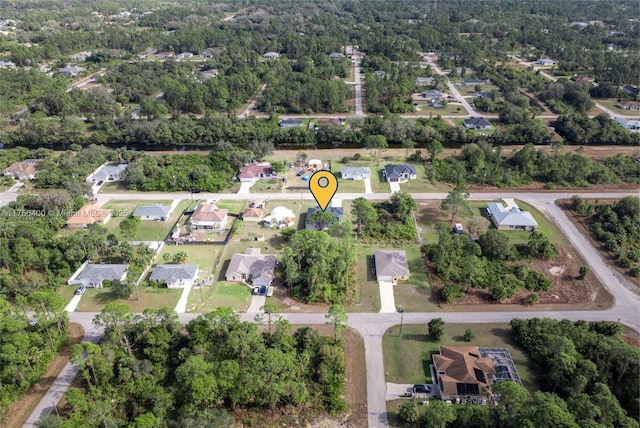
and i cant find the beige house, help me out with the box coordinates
[190,203,228,230]
[66,205,113,229]
[2,159,40,180]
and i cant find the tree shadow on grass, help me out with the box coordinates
[92,290,120,304]
[402,334,430,342]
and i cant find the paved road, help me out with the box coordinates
[354,61,364,116]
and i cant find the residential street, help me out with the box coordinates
[19,189,640,428]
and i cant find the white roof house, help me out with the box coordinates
[263,206,295,228]
[341,166,371,180]
[616,118,640,131]
[486,201,538,231]
[58,65,86,76]
[87,163,128,182]
[263,52,280,59]
[132,204,173,221]
[149,264,198,288]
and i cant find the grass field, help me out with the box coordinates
[214,200,246,215]
[157,244,220,276]
[187,280,251,313]
[101,200,191,241]
[382,323,536,392]
[346,245,381,312]
[74,287,182,312]
[392,244,438,313]
[250,179,284,193]
[596,98,640,117]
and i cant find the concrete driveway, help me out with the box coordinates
[378,281,396,313]
[238,181,255,194]
[174,281,194,313]
[64,294,82,312]
[364,178,373,194]
[386,383,414,400]
[247,294,266,313]
[389,182,400,193]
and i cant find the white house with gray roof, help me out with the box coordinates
[149,264,198,288]
[374,250,410,283]
[341,166,371,180]
[486,201,538,231]
[383,164,417,182]
[68,263,129,288]
[86,163,128,183]
[133,204,173,221]
[58,65,86,77]
[225,248,277,287]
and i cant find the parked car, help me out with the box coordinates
[259,286,267,295]
[97,180,104,186]
[252,287,260,295]
[402,391,414,398]
[413,384,431,394]
[74,285,86,295]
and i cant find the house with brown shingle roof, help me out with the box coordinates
[190,203,228,230]
[617,100,640,111]
[2,159,40,180]
[66,205,113,229]
[239,164,275,182]
[242,207,263,221]
[432,346,496,399]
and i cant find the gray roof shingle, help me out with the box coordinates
[149,264,198,283]
[77,264,129,283]
[133,204,172,218]
[375,250,410,278]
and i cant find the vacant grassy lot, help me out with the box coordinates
[346,245,381,312]
[74,287,182,312]
[101,200,191,241]
[382,323,536,392]
[393,244,438,313]
[187,280,251,313]
[157,244,221,279]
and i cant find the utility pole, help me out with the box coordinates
[398,308,405,336]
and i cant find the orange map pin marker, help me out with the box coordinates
[309,170,338,211]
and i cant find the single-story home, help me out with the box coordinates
[66,205,113,229]
[420,89,443,101]
[486,200,538,231]
[374,70,387,79]
[239,164,275,182]
[149,264,199,288]
[622,85,639,98]
[263,52,280,59]
[132,204,173,221]
[225,248,278,287]
[68,263,129,288]
[2,159,40,180]
[279,118,303,128]
[305,207,343,230]
[86,163,128,183]
[463,78,488,86]
[383,164,417,182]
[178,52,193,59]
[328,52,345,58]
[242,207,264,221]
[474,91,494,99]
[617,100,640,111]
[0,60,16,69]
[535,59,556,66]
[263,206,295,228]
[308,159,323,169]
[415,77,434,86]
[432,345,496,399]
[158,51,173,59]
[463,117,492,130]
[71,51,91,61]
[58,65,86,77]
[374,250,410,282]
[190,203,228,230]
[341,166,371,180]
[201,69,219,80]
[616,118,640,131]
[316,118,343,127]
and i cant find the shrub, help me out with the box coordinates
[440,284,465,303]
[428,318,445,342]
[527,293,539,304]
[352,153,361,160]
[462,329,475,342]
[630,266,640,277]
[578,265,590,280]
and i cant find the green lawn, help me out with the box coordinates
[382,323,536,392]
[101,200,191,241]
[214,200,246,215]
[392,244,438,313]
[415,103,467,115]
[250,179,284,193]
[73,287,182,312]
[345,245,381,312]
[186,281,251,313]
[331,159,391,193]
[596,98,640,117]
[157,244,220,276]
[98,182,130,193]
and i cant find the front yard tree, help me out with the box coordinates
[351,197,378,237]
[119,216,141,240]
[308,210,336,231]
[426,139,444,162]
[325,303,348,343]
[421,399,456,428]
[270,161,285,175]
[440,184,469,221]
[428,318,445,342]
[111,279,133,299]
[399,400,420,423]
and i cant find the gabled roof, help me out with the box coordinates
[279,118,303,126]
[239,164,273,179]
[149,264,198,283]
[486,202,538,227]
[374,250,410,278]
[420,89,442,99]
[383,164,416,179]
[616,118,640,129]
[226,248,277,283]
[464,117,492,128]
[464,78,485,85]
[59,65,86,75]
[316,118,342,127]
[133,204,172,218]
[618,100,640,108]
[77,264,129,283]
[433,345,496,396]
[341,166,371,176]
[328,52,345,58]
[91,163,127,181]
[191,204,228,222]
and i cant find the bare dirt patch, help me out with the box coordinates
[427,243,614,311]
[1,323,85,428]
